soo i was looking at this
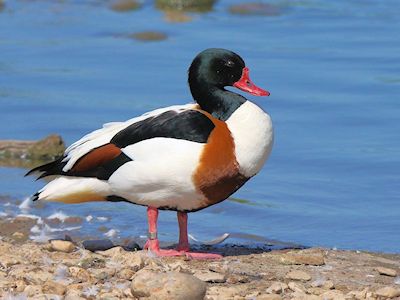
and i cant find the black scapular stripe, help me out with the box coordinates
[67,152,132,180]
[110,110,215,148]
[25,150,132,181]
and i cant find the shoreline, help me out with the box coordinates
[0,231,399,299]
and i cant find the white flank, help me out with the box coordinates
[37,177,111,201]
[108,137,206,211]
[226,101,274,177]
[62,103,196,171]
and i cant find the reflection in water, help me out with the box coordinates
[129,31,168,42]
[155,0,216,13]
[109,0,141,12]
[228,2,282,16]
[163,10,193,23]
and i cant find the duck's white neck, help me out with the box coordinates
[226,101,274,177]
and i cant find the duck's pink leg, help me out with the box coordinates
[176,211,222,259]
[143,207,222,259]
[143,207,183,257]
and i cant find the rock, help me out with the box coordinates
[376,267,397,277]
[118,268,135,280]
[30,295,62,300]
[68,267,92,282]
[307,287,326,295]
[99,291,124,299]
[266,282,288,294]
[321,290,346,300]
[0,255,21,268]
[12,231,26,240]
[0,134,65,168]
[122,240,141,251]
[64,289,85,300]
[207,286,243,299]
[110,0,140,12]
[131,269,206,299]
[257,295,282,300]
[50,240,75,253]
[285,270,311,281]
[42,280,67,295]
[82,239,115,252]
[11,279,28,293]
[288,281,305,293]
[194,270,226,283]
[25,270,53,284]
[375,286,400,298]
[123,252,145,271]
[78,255,106,269]
[245,291,260,299]
[226,273,249,284]
[166,261,192,274]
[275,250,325,266]
[24,285,43,297]
[323,280,335,290]
[347,288,368,300]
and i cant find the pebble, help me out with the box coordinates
[24,284,43,297]
[68,266,91,282]
[266,282,288,294]
[11,279,27,293]
[288,281,304,293]
[50,240,75,253]
[375,286,400,298]
[320,290,345,300]
[376,266,398,277]
[307,287,326,295]
[207,285,243,299]
[346,288,368,299]
[257,294,282,300]
[131,269,207,299]
[285,270,312,281]
[82,239,115,252]
[42,280,67,295]
[12,231,25,240]
[226,273,249,284]
[118,267,135,280]
[193,270,226,283]
[290,291,318,300]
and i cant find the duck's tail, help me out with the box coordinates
[32,177,111,204]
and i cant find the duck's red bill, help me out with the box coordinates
[233,67,270,96]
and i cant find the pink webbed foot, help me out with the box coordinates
[144,239,222,259]
[144,239,185,257]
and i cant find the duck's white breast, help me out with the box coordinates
[226,101,274,177]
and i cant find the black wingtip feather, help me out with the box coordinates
[31,192,40,202]
[25,157,66,179]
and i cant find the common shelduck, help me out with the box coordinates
[27,48,274,259]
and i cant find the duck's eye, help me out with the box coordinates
[224,60,235,68]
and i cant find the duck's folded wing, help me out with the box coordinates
[26,104,215,180]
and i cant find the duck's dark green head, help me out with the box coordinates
[188,48,269,97]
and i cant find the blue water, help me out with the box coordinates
[0,0,399,253]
